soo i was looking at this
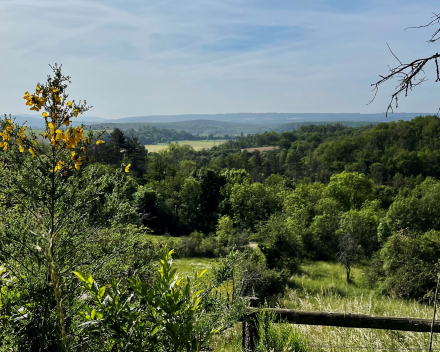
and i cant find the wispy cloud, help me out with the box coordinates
[0,0,439,118]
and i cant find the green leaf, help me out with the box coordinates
[87,273,93,286]
[97,286,106,301]
[73,271,86,282]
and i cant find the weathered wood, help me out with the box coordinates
[242,298,259,351]
[248,308,440,333]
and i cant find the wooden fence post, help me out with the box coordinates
[242,297,259,351]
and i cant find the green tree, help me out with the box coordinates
[338,201,383,256]
[229,182,279,230]
[194,168,226,234]
[379,177,440,241]
[216,215,236,247]
[324,171,375,210]
[179,177,202,231]
[367,230,440,300]
[255,214,303,273]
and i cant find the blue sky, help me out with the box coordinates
[0,0,439,118]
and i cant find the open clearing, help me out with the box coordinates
[145,140,229,152]
[176,258,439,352]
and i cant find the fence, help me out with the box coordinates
[241,308,440,351]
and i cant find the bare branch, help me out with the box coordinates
[369,50,440,116]
[406,12,440,43]
[387,42,402,65]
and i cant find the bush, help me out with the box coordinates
[254,214,303,273]
[74,246,249,351]
[367,230,440,300]
[177,232,218,258]
[241,247,290,299]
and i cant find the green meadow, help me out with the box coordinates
[144,139,228,152]
[174,258,440,352]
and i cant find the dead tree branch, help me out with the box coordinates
[369,13,440,116]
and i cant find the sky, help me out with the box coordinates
[0,0,440,119]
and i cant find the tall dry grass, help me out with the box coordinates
[213,261,439,351]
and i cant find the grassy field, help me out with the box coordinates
[278,262,438,351]
[172,258,439,351]
[144,140,228,152]
[173,257,217,277]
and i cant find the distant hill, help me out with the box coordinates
[90,120,382,137]
[9,112,434,134]
[89,120,274,136]
[9,114,105,129]
[104,112,433,125]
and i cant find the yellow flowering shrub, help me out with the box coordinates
[0,64,109,349]
[0,64,104,174]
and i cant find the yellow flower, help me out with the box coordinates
[0,142,3,148]
[3,142,8,151]
[71,152,76,160]
[55,130,64,141]
[24,93,45,111]
[81,147,86,153]
[73,109,79,117]
[2,132,10,141]
[96,139,105,145]
[19,126,27,137]
[67,101,72,107]
[53,160,65,173]
[48,122,55,134]
[19,145,24,153]
[42,112,48,118]
[63,119,70,127]
[74,156,83,170]
[125,163,131,173]
[34,139,38,145]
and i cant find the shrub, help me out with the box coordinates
[367,230,440,300]
[254,214,303,273]
[241,248,290,299]
[74,246,249,351]
[177,231,218,258]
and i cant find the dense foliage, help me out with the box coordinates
[85,114,440,302]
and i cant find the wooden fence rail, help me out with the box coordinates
[242,308,440,351]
